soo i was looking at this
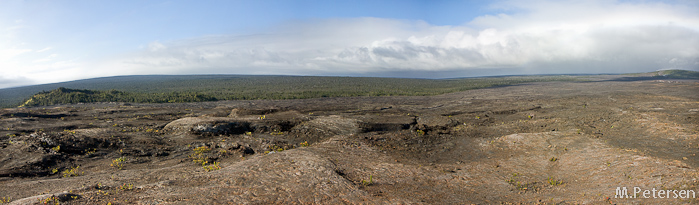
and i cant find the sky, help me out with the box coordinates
[1,0,698,89]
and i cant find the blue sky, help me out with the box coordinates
[1,0,698,88]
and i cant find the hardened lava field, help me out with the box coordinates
[1,78,698,204]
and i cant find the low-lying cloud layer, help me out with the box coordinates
[1,0,698,88]
[108,1,699,77]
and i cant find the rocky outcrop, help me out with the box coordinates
[416,115,458,134]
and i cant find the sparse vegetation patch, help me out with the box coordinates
[62,166,83,178]
[362,175,374,186]
[111,157,127,169]
[11,75,588,108]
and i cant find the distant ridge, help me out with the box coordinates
[1,75,253,108]
[17,87,215,108]
[2,70,696,108]
[656,69,699,79]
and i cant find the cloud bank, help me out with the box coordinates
[1,0,698,88]
[109,0,698,77]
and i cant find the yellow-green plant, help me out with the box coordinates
[187,146,223,171]
[38,196,60,204]
[119,183,134,190]
[203,161,221,172]
[507,172,519,185]
[272,145,285,152]
[189,146,211,166]
[416,129,425,135]
[270,129,284,135]
[51,145,60,152]
[62,166,82,178]
[96,189,109,196]
[362,175,374,186]
[193,146,211,154]
[300,141,309,147]
[507,172,536,191]
[1,196,11,203]
[111,157,127,169]
[84,148,96,156]
[548,177,563,186]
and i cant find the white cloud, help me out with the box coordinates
[148,41,166,52]
[101,0,697,77]
[0,75,33,88]
[33,53,58,63]
[0,48,33,60]
[36,47,52,53]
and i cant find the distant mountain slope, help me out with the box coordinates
[2,74,576,108]
[657,69,699,79]
[1,70,696,108]
[0,75,254,108]
[17,87,216,107]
